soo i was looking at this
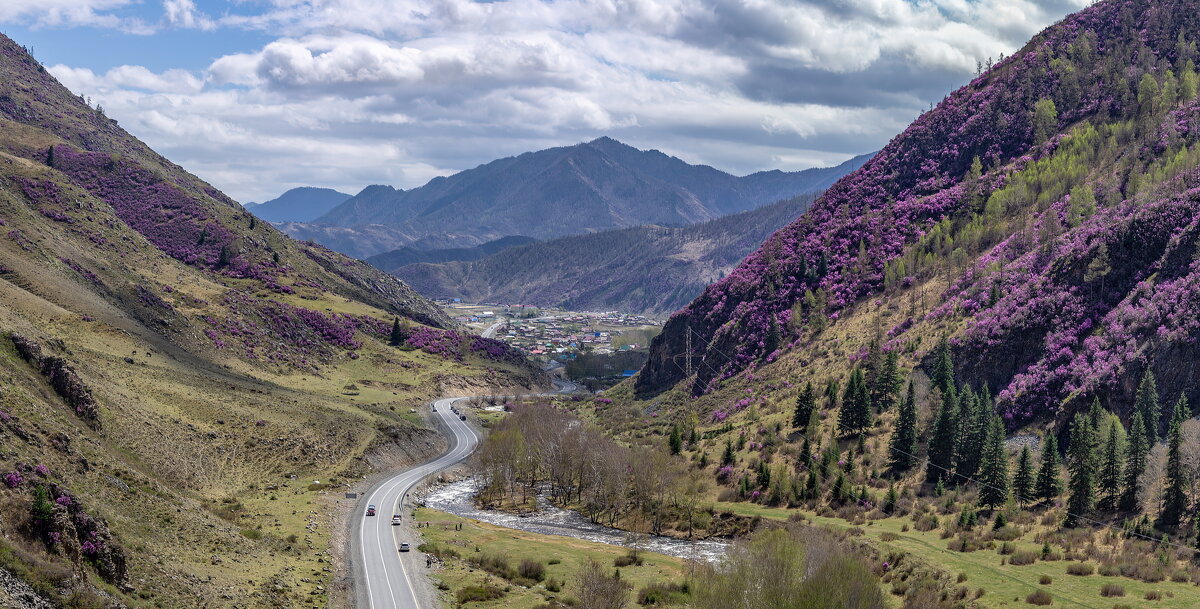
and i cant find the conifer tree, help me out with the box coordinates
[888,381,918,473]
[1065,414,1095,527]
[389,318,404,346]
[871,350,903,412]
[1088,397,1105,436]
[1170,393,1189,429]
[1013,444,1035,505]
[1035,432,1062,504]
[1135,369,1161,438]
[1120,412,1149,513]
[930,337,955,394]
[838,368,871,437]
[955,385,987,482]
[722,440,735,466]
[793,381,816,431]
[669,424,682,455]
[977,415,1010,509]
[825,378,840,410]
[926,386,959,483]
[1098,419,1123,512]
[1159,416,1188,528]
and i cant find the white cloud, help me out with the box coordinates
[162,0,215,30]
[23,0,1091,203]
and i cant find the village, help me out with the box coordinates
[437,300,662,360]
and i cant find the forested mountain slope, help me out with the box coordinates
[639,0,1200,428]
[389,193,819,315]
[0,34,540,608]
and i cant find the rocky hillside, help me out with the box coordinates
[389,193,820,315]
[0,34,541,608]
[284,139,871,256]
[366,235,538,271]
[638,0,1200,427]
[243,186,351,223]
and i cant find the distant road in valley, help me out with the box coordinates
[480,319,505,339]
[351,378,575,609]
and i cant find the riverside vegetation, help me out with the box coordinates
[447,1,1200,607]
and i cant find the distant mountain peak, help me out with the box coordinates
[300,138,873,256]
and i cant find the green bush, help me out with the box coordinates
[1025,589,1052,605]
[455,585,505,603]
[1010,551,1038,566]
[1065,562,1094,576]
[636,582,689,606]
[519,559,546,581]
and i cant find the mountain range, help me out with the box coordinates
[278,140,872,257]
[385,193,821,315]
[243,186,351,223]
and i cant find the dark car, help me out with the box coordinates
[366,505,376,516]
[459,414,467,421]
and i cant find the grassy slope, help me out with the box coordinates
[714,502,1200,609]
[0,37,544,608]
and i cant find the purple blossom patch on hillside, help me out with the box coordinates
[49,145,235,268]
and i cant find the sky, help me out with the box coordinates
[0,0,1090,204]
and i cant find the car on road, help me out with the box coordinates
[399,543,410,552]
[391,515,402,525]
[366,505,376,516]
[459,414,467,421]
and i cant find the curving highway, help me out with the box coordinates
[352,379,574,609]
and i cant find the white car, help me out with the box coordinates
[399,542,410,552]
[391,515,402,525]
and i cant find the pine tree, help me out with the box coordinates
[955,385,988,482]
[1065,414,1095,527]
[1035,432,1063,504]
[1159,416,1188,528]
[926,386,959,483]
[1120,412,1149,513]
[1098,419,1123,512]
[888,381,918,473]
[977,415,1010,509]
[669,424,682,455]
[722,440,735,466]
[1135,369,1161,438]
[1088,397,1105,436]
[930,337,955,394]
[793,382,816,431]
[838,368,871,437]
[871,350,903,411]
[1170,393,1189,429]
[389,318,404,346]
[1013,444,1035,505]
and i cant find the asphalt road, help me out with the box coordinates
[480,319,505,338]
[353,379,575,609]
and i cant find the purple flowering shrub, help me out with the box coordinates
[49,145,237,268]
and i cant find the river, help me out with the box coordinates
[421,479,729,563]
